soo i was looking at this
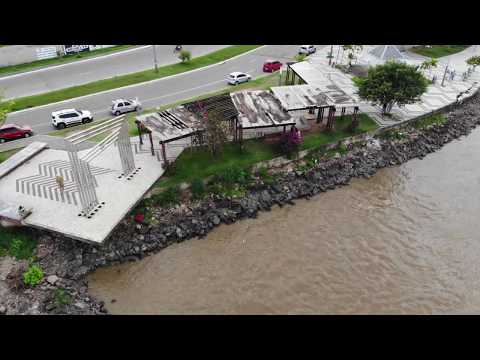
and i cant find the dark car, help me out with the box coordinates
[0,124,33,143]
[263,60,283,72]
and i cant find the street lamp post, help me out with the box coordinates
[441,61,450,87]
[152,45,159,73]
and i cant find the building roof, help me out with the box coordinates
[138,110,198,144]
[230,91,296,130]
[182,93,239,121]
[369,45,406,61]
[271,84,358,111]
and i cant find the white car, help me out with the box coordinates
[227,72,252,85]
[299,45,317,55]
[111,98,142,116]
[51,109,93,129]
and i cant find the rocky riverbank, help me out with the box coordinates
[1,92,480,315]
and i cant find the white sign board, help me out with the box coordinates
[36,46,57,60]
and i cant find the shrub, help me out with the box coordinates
[215,166,251,187]
[0,228,37,260]
[23,265,44,287]
[191,178,206,200]
[278,129,303,159]
[257,167,275,185]
[179,49,191,63]
[150,186,180,207]
[54,288,72,309]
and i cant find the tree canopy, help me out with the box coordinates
[466,55,480,68]
[355,60,429,114]
[0,94,15,126]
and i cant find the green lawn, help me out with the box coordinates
[0,45,262,113]
[0,148,21,163]
[410,45,470,58]
[301,114,378,150]
[157,113,378,189]
[0,45,135,77]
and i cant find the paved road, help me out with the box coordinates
[3,45,319,140]
[0,45,229,100]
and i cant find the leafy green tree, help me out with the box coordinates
[355,60,429,115]
[203,108,230,158]
[0,93,15,126]
[178,49,191,63]
[419,58,438,79]
[466,55,480,71]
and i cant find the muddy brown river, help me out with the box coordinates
[88,128,480,314]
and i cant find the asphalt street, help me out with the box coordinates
[4,45,322,139]
[0,45,229,99]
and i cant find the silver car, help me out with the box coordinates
[227,72,252,85]
[111,98,142,116]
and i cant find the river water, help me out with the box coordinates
[88,128,480,314]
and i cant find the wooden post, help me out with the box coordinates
[326,106,336,132]
[148,132,154,156]
[283,125,286,133]
[317,107,324,124]
[341,107,346,120]
[234,117,238,142]
[161,142,168,167]
[135,120,143,145]
[239,124,244,151]
[286,66,290,85]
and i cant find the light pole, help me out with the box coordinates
[152,45,158,73]
[441,61,450,87]
[328,45,333,66]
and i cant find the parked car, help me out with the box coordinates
[0,124,33,143]
[263,60,283,72]
[51,109,93,129]
[111,98,142,116]
[227,72,252,85]
[299,45,317,55]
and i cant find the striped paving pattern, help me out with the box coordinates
[133,143,162,162]
[15,160,113,206]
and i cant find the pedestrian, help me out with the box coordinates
[56,175,65,192]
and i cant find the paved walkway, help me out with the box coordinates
[0,135,96,152]
[304,45,480,127]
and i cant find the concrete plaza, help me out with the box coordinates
[292,45,480,127]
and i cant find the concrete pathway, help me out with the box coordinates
[306,45,480,127]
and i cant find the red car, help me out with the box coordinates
[263,60,283,72]
[0,124,33,143]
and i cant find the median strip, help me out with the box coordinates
[1,45,262,113]
[0,45,136,78]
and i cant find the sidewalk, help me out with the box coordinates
[306,45,480,127]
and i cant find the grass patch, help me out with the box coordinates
[300,114,378,151]
[410,45,470,58]
[157,139,277,189]
[413,114,447,129]
[1,45,261,112]
[0,227,37,259]
[0,148,21,163]
[0,45,135,77]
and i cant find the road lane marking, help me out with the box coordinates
[7,46,269,116]
[0,46,152,81]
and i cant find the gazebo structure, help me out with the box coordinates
[230,91,297,145]
[271,84,360,131]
